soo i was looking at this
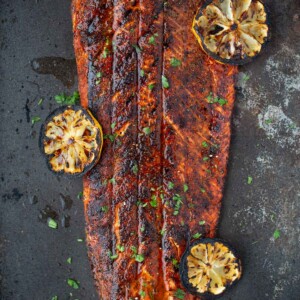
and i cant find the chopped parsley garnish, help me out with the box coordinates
[111,122,116,129]
[150,195,158,207]
[143,127,151,135]
[67,257,72,264]
[140,225,145,232]
[265,119,273,125]
[67,278,80,289]
[108,250,118,260]
[162,75,170,89]
[160,229,166,235]
[242,73,250,82]
[109,177,116,185]
[199,220,206,225]
[148,83,155,90]
[203,156,209,161]
[202,141,209,148]
[77,191,83,200]
[133,44,142,53]
[174,288,185,299]
[200,188,206,193]
[140,69,145,77]
[168,181,175,189]
[96,72,102,78]
[173,194,183,216]
[77,238,83,242]
[139,290,146,297]
[172,258,179,268]
[206,92,228,106]
[101,206,109,213]
[130,246,137,254]
[117,244,125,252]
[55,91,80,105]
[247,176,253,185]
[135,254,145,263]
[51,296,58,300]
[183,184,188,193]
[193,232,202,239]
[132,163,138,175]
[149,33,158,45]
[48,218,57,229]
[102,48,109,58]
[103,133,117,142]
[170,57,181,67]
[38,98,43,105]
[273,229,280,240]
[31,116,41,125]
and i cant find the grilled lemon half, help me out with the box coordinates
[180,238,242,298]
[40,106,103,176]
[193,0,269,65]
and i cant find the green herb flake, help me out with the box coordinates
[133,44,142,53]
[132,163,138,175]
[168,181,174,190]
[67,278,80,289]
[193,232,202,239]
[143,127,151,135]
[108,250,118,260]
[172,258,179,268]
[140,225,145,232]
[135,254,145,263]
[67,257,72,264]
[247,176,253,185]
[102,48,109,58]
[117,244,125,252]
[243,73,250,82]
[162,75,170,89]
[101,206,109,213]
[54,91,80,105]
[140,69,145,77]
[148,83,155,91]
[170,58,181,67]
[38,98,43,105]
[131,246,137,254]
[77,191,83,200]
[202,141,209,148]
[265,119,273,125]
[218,98,228,106]
[203,156,210,162]
[273,229,280,240]
[51,296,58,300]
[149,33,158,45]
[139,290,146,297]
[200,188,206,193]
[183,184,188,193]
[96,72,102,78]
[199,220,206,225]
[174,288,185,299]
[48,218,57,229]
[31,116,41,125]
[111,122,116,129]
[109,177,116,185]
[103,133,117,142]
[77,238,83,242]
[150,195,158,207]
[160,229,166,235]
[206,92,227,106]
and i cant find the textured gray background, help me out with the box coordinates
[0,0,299,299]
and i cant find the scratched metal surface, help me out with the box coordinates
[0,0,299,299]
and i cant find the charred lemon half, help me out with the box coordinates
[40,106,103,176]
[180,238,242,298]
[193,0,269,65]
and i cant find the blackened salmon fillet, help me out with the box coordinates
[72,0,237,299]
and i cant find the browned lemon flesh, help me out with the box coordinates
[187,242,241,295]
[44,109,101,174]
[193,0,268,61]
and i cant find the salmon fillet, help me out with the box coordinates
[72,0,237,299]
